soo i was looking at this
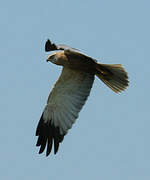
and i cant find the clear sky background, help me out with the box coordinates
[1,0,150,179]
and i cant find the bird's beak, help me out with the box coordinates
[46,54,57,64]
[46,55,51,62]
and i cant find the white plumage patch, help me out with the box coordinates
[45,67,94,134]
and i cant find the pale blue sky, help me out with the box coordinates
[1,0,150,179]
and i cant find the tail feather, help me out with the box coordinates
[95,63,129,93]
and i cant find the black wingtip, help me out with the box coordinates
[45,39,58,52]
[54,141,59,154]
[36,114,65,156]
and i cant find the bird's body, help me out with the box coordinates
[47,50,97,73]
[36,39,129,156]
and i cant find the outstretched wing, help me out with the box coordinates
[36,67,95,156]
[45,39,79,52]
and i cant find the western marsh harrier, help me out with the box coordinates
[36,39,129,156]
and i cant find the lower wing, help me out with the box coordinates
[36,67,94,156]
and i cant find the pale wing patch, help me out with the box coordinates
[45,67,94,135]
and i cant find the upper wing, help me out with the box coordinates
[45,39,97,66]
[45,39,79,52]
[64,49,97,64]
[36,67,95,156]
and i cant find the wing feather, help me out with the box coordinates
[45,39,80,52]
[36,67,94,155]
[55,111,68,133]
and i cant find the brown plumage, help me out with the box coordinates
[35,39,129,156]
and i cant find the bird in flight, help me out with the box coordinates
[36,39,129,156]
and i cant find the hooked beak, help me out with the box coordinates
[46,54,51,62]
[46,54,56,64]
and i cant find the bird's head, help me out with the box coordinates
[46,52,67,66]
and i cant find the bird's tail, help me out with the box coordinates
[95,63,129,93]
